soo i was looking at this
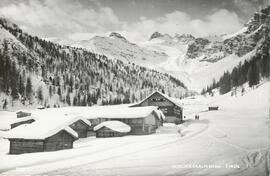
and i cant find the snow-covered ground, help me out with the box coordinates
[0,82,269,176]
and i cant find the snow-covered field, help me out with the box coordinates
[0,82,269,176]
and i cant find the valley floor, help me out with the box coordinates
[0,82,269,176]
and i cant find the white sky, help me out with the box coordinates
[0,0,268,42]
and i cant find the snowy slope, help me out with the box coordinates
[0,81,268,176]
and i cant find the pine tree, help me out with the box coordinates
[26,77,32,101]
[2,99,7,109]
[10,62,19,100]
[37,86,43,104]
[66,92,71,106]
[18,75,25,97]
[49,85,52,97]
[73,96,78,106]
[57,87,62,99]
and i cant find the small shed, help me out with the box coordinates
[5,119,78,154]
[208,106,219,111]
[16,110,31,118]
[94,121,131,138]
[69,118,91,138]
[87,118,106,136]
[11,116,36,129]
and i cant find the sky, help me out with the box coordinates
[0,0,269,43]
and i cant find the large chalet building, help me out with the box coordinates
[131,91,183,124]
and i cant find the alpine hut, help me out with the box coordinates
[131,91,183,124]
[94,121,131,138]
[97,106,164,135]
[5,118,79,154]
[69,118,91,138]
[16,110,31,118]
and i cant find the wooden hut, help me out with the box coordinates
[16,110,31,118]
[131,91,183,124]
[69,119,91,138]
[5,119,78,154]
[94,121,131,138]
[88,118,106,136]
[97,106,164,135]
[208,106,219,111]
[11,116,36,129]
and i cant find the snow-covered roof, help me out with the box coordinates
[136,91,182,108]
[4,115,91,140]
[11,116,36,124]
[74,116,91,126]
[97,106,158,119]
[67,106,159,120]
[94,121,131,133]
[16,109,32,114]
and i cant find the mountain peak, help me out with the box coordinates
[245,5,270,32]
[109,32,127,41]
[174,34,195,43]
[149,32,163,40]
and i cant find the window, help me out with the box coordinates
[160,108,167,114]
[151,98,157,102]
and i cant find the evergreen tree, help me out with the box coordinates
[57,87,62,99]
[66,92,71,106]
[18,75,25,97]
[37,86,43,104]
[26,77,32,101]
[49,85,52,97]
[2,99,7,109]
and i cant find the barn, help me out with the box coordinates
[88,118,106,136]
[208,106,219,111]
[131,91,183,124]
[97,106,164,135]
[16,110,31,118]
[10,116,36,129]
[69,118,91,138]
[5,118,79,154]
[94,121,131,138]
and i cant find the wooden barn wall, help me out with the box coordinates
[17,112,31,118]
[70,120,88,138]
[96,127,126,138]
[44,130,74,151]
[144,113,157,125]
[9,139,44,154]
[173,106,183,119]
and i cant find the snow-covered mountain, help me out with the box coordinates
[47,6,270,91]
[48,32,168,69]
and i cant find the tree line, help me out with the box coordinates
[202,36,270,95]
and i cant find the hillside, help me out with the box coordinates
[0,18,187,110]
